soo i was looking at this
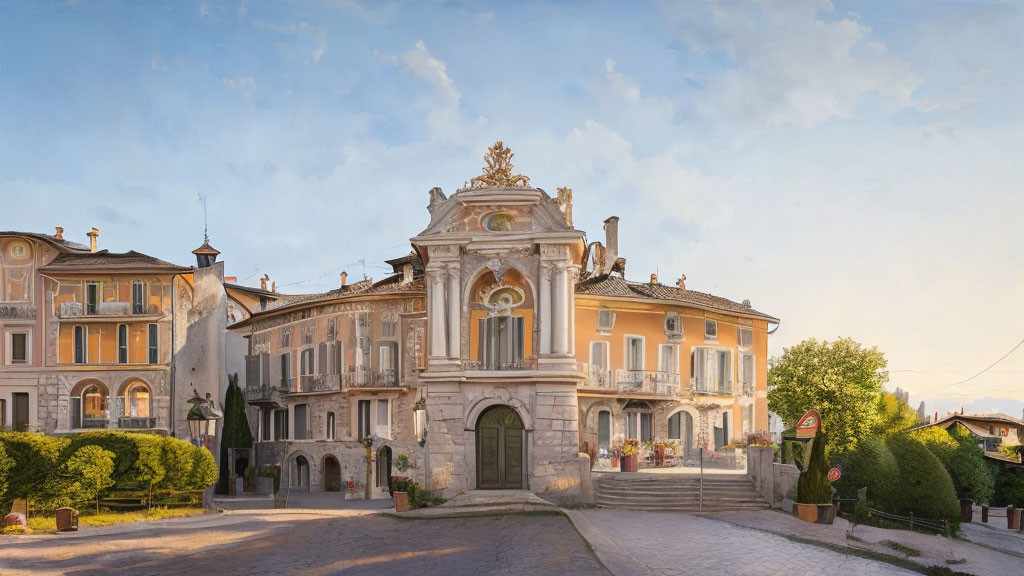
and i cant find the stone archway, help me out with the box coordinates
[376,446,393,493]
[323,455,341,492]
[476,405,524,489]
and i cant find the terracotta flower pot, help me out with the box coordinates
[393,491,409,513]
[620,454,638,473]
[796,503,819,523]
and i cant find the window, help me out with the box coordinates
[81,384,107,422]
[274,409,289,440]
[640,413,652,442]
[358,400,373,440]
[0,398,5,428]
[477,316,525,370]
[738,326,753,348]
[332,341,344,375]
[590,341,609,370]
[148,324,158,364]
[261,409,272,442]
[124,381,151,418]
[318,342,329,375]
[326,411,335,440]
[12,393,29,432]
[294,404,309,440]
[10,333,27,364]
[740,354,755,393]
[598,411,611,454]
[118,324,128,363]
[626,336,644,371]
[74,325,87,364]
[86,283,100,315]
[300,348,315,376]
[597,309,615,332]
[280,352,291,388]
[668,412,681,440]
[379,342,398,384]
[382,317,398,338]
[376,399,390,438]
[659,344,678,374]
[692,348,733,393]
[625,412,637,439]
[704,319,718,340]
[625,412,652,442]
[281,329,291,348]
[665,313,682,338]
[132,281,147,314]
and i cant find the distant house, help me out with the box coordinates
[915,412,1023,454]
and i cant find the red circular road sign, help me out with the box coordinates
[828,466,842,482]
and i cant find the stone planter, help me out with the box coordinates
[796,503,835,524]
[620,454,638,473]
[393,491,410,513]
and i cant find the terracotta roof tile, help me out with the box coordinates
[575,274,778,321]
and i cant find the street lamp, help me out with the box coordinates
[413,397,427,447]
[186,389,223,449]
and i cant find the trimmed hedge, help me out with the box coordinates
[0,431,216,514]
[911,426,994,503]
[885,435,961,528]
[798,432,831,504]
[835,435,900,511]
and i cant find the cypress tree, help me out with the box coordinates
[216,374,254,494]
[798,431,831,504]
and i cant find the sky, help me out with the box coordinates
[1,0,1022,416]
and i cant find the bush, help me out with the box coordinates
[910,427,957,465]
[885,435,960,528]
[993,468,1024,507]
[0,442,12,505]
[63,431,141,487]
[131,434,167,490]
[187,447,218,490]
[159,436,197,490]
[0,432,69,512]
[911,426,994,503]
[835,435,900,511]
[797,431,830,504]
[63,445,116,512]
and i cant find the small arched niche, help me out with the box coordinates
[468,268,534,370]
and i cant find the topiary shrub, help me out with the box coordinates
[62,431,141,487]
[910,426,957,465]
[911,426,994,503]
[0,442,12,507]
[835,435,899,512]
[885,435,960,529]
[797,431,830,504]
[158,436,197,491]
[187,447,218,490]
[0,432,69,513]
[62,445,116,513]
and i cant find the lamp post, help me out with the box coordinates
[413,397,427,447]
[186,389,223,450]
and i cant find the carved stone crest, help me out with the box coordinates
[427,187,447,215]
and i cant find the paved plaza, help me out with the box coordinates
[0,510,609,576]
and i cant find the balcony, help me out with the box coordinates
[57,301,161,320]
[691,377,734,396]
[463,357,538,371]
[576,364,682,396]
[244,385,279,403]
[345,368,399,388]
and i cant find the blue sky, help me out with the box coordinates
[2,0,1022,416]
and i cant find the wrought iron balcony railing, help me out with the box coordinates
[691,377,734,396]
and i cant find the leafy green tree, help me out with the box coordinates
[797,431,831,504]
[0,432,69,512]
[946,427,995,503]
[873,390,919,438]
[63,445,115,513]
[217,373,254,494]
[768,338,888,455]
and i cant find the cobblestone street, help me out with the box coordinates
[0,511,608,576]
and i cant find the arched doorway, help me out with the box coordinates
[668,411,695,459]
[323,455,341,492]
[292,455,310,489]
[476,405,524,489]
[376,446,393,493]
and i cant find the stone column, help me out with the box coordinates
[429,270,447,358]
[539,263,552,355]
[552,262,568,354]
[569,266,577,356]
[446,264,461,360]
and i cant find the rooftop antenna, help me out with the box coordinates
[359,258,367,280]
[196,192,209,243]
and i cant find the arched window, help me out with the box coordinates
[71,382,109,428]
[124,381,151,418]
[293,455,310,488]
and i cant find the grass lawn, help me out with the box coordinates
[24,507,206,533]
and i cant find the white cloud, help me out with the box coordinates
[605,59,640,101]
[667,0,936,129]
[401,41,460,104]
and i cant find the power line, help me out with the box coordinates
[919,337,1024,399]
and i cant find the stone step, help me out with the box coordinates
[592,474,769,512]
[595,502,769,512]
[595,493,766,504]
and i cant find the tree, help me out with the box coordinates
[768,338,888,455]
[886,435,960,528]
[797,431,831,504]
[873,391,919,438]
[217,373,254,494]
[63,445,115,513]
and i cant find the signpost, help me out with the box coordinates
[795,410,822,438]
[828,465,843,483]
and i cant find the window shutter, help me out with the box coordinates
[260,353,270,387]
[318,342,328,375]
[334,341,344,375]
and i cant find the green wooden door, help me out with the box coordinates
[477,406,524,489]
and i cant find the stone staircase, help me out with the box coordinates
[594,473,770,513]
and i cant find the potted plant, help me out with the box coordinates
[795,431,834,524]
[620,439,639,473]
[392,477,419,512]
[390,453,415,496]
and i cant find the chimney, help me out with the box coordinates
[54,226,64,240]
[677,274,686,290]
[87,227,99,253]
[650,273,658,284]
[340,271,348,287]
[260,274,269,291]
[935,411,938,423]
[603,216,619,273]
[271,281,276,293]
